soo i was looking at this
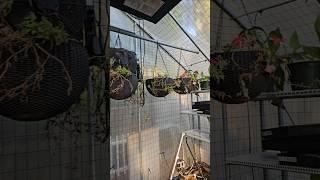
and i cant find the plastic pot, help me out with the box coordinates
[200,80,210,90]
[288,61,320,90]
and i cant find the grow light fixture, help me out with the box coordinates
[110,0,181,23]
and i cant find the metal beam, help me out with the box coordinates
[236,0,298,18]
[124,13,189,71]
[168,12,210,62]
[109,26,199,54]
[212,0,247,30]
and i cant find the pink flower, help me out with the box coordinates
[210,57,219,65]
[232,35,246,48]
[270,35,284,45]
[264,65,276,74]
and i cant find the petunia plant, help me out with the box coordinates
[209,55,227,80]
[212,27,287,92]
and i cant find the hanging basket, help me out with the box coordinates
[7,0,85,40]
[109,48,139,100]
[211,51,260,104]
[211,63,249,104]
[173,77,199,94]
[248,72,275,98]
[0,41,89,121]
[146,77,175,97]
[109,71,138,100]
[111,48,138,74]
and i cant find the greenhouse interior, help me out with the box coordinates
[0,0,210,180]
[211,0,320,180]
[1,0,320,180]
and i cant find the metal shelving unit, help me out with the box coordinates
[184,129,210,143]
[253,89,320,100]
[170,129,210,179]
[227,152,320,175]
[180,110,210,118]
[170,90,210,179]
[226,89,320,179]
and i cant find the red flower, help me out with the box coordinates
[210,57,219,65]
[232,35,245,48]
[270,34,284,45]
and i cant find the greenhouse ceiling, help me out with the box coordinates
[110,0,210,74]
[212,0,320,49]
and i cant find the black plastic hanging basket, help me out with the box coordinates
[111,48,138,74]
[0,41,89,121]
[146,77,175,97]
[110,72,138,100]
[173,77,199,94]
[7,0,86,41]
[0,1,89,121]
[109,48,139,100]
[211,51,260,104]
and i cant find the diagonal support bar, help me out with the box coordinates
[169,12,210,62]
[124,13,189,71]
[110,26,199,54]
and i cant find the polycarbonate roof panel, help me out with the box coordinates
[135,0,210,74]
[215,0,320,47]
[110,0,210,75]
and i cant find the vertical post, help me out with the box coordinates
[99,0,111,179]
[88,71,96,180]
[222,104,228,180]
[259,101,269,180]
[210,100,228,179]
[278,106,289,180]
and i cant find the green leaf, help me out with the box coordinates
[315,15,320,41]
[303,46,320,59]
[289,31,301,51]
[267,40,279,58]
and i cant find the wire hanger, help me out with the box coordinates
[153,43,170,77]
[114,33,122,48]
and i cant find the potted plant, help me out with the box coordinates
[0,2,89,121]
[109,57,138,100]
[173,70,199,94]
[146,70,175,97]
[288,15,320,90]
[248,28,287,98]
[198,72,210,90]
[211,27,286,102]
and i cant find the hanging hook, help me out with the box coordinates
[114,33,122,48]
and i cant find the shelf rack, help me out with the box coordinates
[253,89,320,100]
[227,152,320,175]
[170,129,210,179]
[171,89,210,179]
[184,129,210,143]
[217,89,320,179]
[180,110,210,118]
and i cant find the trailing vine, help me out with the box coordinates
[0,3,72,101]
